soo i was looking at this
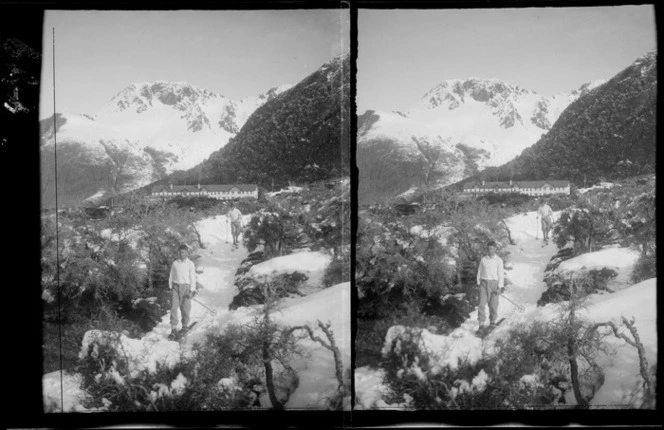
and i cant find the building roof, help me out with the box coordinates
[463,180,570,190]
[151,184,258,193]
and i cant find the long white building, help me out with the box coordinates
[462,180,570,196]
[151,184,258,200]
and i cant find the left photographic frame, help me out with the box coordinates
[32,7,351,415]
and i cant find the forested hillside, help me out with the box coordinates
[472,51,656,186]
[172,53,350,189]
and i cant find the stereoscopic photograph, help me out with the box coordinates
[355,6,656,410]
[0,1,659,425]
[38,9,350,412]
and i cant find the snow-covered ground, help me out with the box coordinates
[356,210,656,409]
[43,212,349,411]
[552,247,640,292]
[248,251,333,296]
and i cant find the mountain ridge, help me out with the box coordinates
[168,52,351,189]
[465,49,656,186]
[40,80,294,208]
[358,76,607,204]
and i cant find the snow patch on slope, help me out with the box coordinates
[585,278,657,407]
[278,282,351,409]
[248,251,333,294]
[553,247,640,291]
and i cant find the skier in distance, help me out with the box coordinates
[537,199,554,244]
[227,201,244,248]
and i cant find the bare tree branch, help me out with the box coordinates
[282,320,344,392]
[583,316,652,395]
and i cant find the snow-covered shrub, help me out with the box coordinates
[544,246,576,273]
[445,199,512,289]
[168,195,220,212]
[228,278,264,310]
[41,198,205,374]
[323,366,352,410]
[477,192,531,208]
[630,253,656,284]
[41,214,143,323]
[233,198,264,216]
[423,294,473,329]
[124,296,165,334]
[42,213,147,372]
[548,292,618,408]
[244,201,304,257]
[379,311,619,410]
[380,324,558,409]
[188,325,270,409]
[539,268,619,306]
[78,326,259,411]
[43,318,90,374]
[553,205,612,255]
[554,177,655,257]
[229,272,308,309]
[356,210,458,320]
[322,245,350,287]
[614,179,655,257]
[244,179,349,261]
[620,363,657,409]
[543,193,577,211]
[356,196,514,371]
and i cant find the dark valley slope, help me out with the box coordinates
[171,53,350,188]
[472,50,657,186]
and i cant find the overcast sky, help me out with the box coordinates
[358,6,656,113]
[40,9,349,119]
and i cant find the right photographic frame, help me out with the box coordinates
[355,5,657,412]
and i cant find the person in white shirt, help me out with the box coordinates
[476,240,504,333]
[168,245,197,339]
[227,202,244,247]
[537,200,554,243]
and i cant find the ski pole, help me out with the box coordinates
[191,296,218,315]
[535,216,539,240]
[501,293,524,312]
[226,219,229,243]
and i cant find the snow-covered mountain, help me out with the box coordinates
[415,77,605,156]
[40,81,292,208]
[176,52,351,189]
[478,50,656,185]
[357,78,605,204]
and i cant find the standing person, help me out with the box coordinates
[168,244,196,340]
[537,199,554,244]
[227,201,244,247]
[476,240,504,335]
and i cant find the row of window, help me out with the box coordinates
[466,186,568,190]
[465,188,569,194]
[153,191,255,196]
